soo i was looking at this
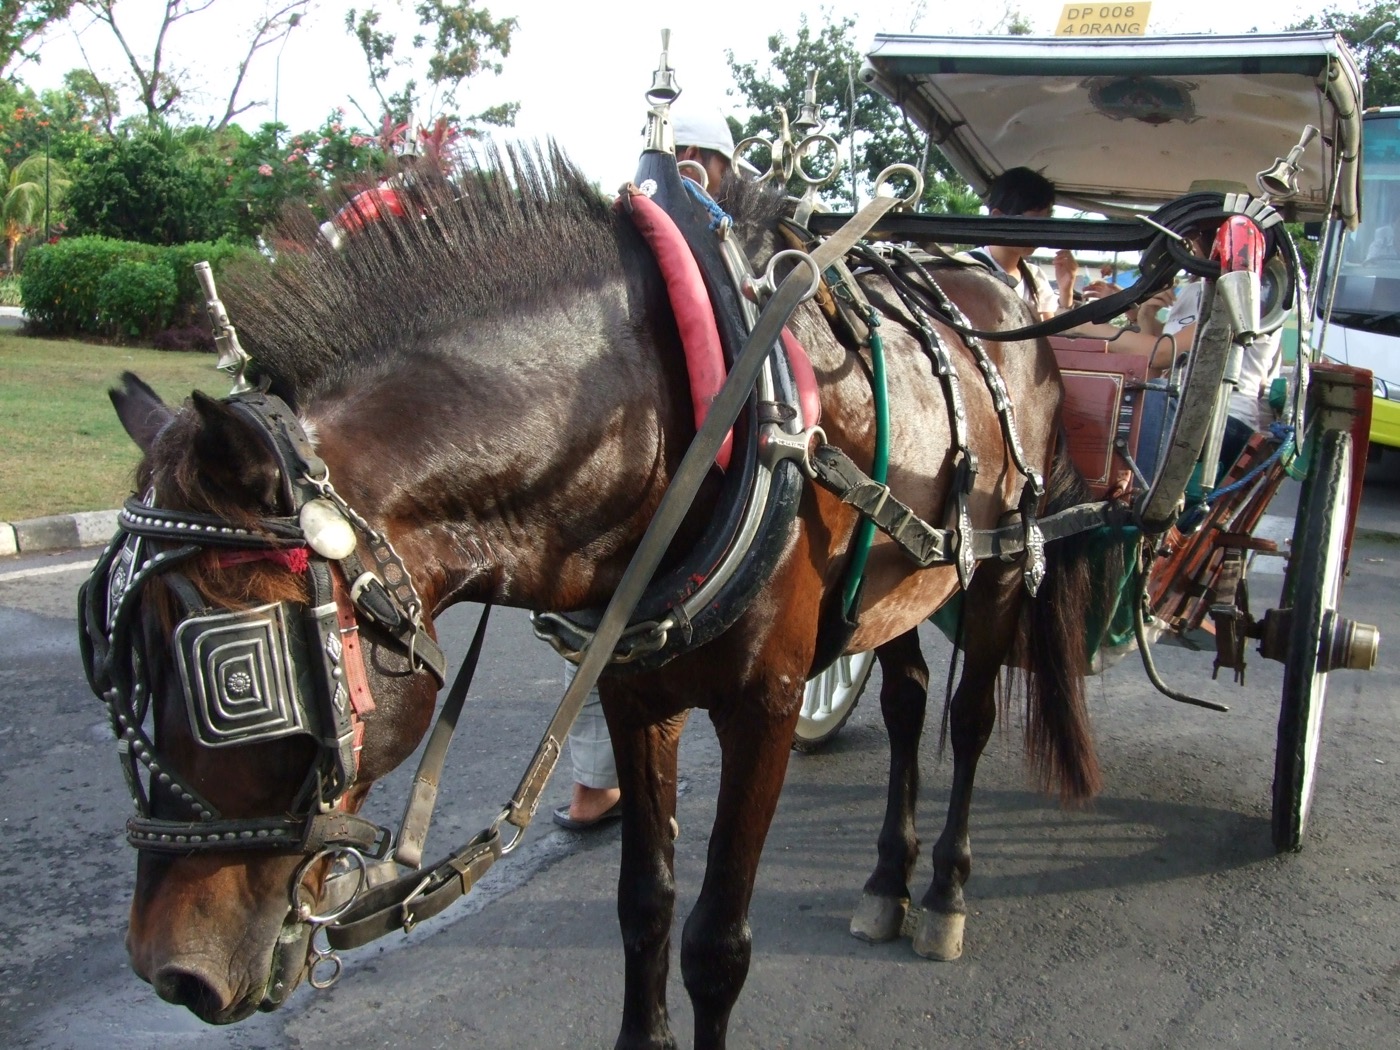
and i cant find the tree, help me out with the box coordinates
[0,152,68,268]
[0,77,102,168]
[74,0,311,129]
[64,124,232,243]
[54,68,120,134]
[1290,2,1400,106]
[225,111,391,238]
[0,1,75,77]
[345,0,517,135]
[727,13,977,213]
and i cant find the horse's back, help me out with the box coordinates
[789,263,1064,650]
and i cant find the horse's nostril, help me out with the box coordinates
[152,966,230,1018]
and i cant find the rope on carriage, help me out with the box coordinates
[1205,422,1296,504]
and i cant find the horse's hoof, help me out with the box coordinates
[668,817,679,841]
[849,892,909,943]
[910,908,965,960]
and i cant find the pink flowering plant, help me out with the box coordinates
[230,110,393,235]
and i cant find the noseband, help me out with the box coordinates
[79,391,447,859]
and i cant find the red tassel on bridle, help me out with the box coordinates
[215,547,312,574]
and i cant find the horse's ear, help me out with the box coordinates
[188,391,282,510]
[109,372,174,452]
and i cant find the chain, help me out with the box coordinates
[302,468,425,624]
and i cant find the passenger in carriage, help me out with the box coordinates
[553,107,744,831]
[962,166,1079,321]
[1064,231,1282,469]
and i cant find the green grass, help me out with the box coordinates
[0,334,226,521]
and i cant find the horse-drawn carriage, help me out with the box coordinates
[76,26,1378,1049]
[801,29,1379,854]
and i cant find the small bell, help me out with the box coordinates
[792,70,822,138]
[646,29,681,104]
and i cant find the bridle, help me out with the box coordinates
[78,390,447,863]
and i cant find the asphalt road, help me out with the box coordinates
[2,522,1398,1049]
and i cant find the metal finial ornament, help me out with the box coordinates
[195,261,254,395]
[647,29,681,104]
[732,68,843,225]
[642,29,681,156]
[792,70,822,138]
[1257,124,1319,201]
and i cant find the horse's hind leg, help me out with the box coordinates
[680,677,800,1050]
[849,628,929,943]
[914,563,1022,961]
[609,708,687,1050]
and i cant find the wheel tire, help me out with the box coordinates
[793,650,874,753]
[1272,428,1351,852]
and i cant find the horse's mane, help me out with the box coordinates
[223,144,647,402]
[222,145,793,403]
[718,174,789,255]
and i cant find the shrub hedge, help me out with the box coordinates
[20,236,264,346]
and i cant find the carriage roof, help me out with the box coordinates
[859,30,1364,228]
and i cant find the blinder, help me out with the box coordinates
[175,601,309,749]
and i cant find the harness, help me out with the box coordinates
[78,391,447,858]
[79,78,1296,986]
[531,142,810,670]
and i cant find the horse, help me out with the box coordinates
[84,147,1113,1048]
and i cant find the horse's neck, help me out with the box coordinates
[307,283,689,613]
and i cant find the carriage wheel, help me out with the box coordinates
[793,650,874,752]
[1271,428,1352,852]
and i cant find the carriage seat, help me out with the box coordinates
[1050,336,1155,501]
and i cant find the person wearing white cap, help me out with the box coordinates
[552,103,742,832]
[672,104,741,195]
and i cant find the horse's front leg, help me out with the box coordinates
[914,562,1023,961]
[608,707,688,1050]
[681,675,801,1050]
[850,628,929,943]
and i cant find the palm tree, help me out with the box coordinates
[2,154,69,272]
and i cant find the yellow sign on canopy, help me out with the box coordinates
[1056,4,1152,36]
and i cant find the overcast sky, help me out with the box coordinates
[24,0,1321,186]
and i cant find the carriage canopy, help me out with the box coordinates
[859,30,1364,227]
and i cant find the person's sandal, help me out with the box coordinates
[551,797,623,830]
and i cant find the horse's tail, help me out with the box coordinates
[1012,434,1121,804]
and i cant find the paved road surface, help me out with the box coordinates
[2,513,1398,1048]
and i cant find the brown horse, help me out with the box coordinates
[86,150,1111,1047]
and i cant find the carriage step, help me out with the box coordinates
[1245,514,1293,576]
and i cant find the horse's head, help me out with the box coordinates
[80,374,445,1023]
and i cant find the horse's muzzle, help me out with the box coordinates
[149,961,264,1025]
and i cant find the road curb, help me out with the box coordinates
[0,509,119,556]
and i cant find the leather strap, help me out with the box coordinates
[809,442,1129,565]
[126,809,389,855]
[327,827,502,949]
[392,603,493,869]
